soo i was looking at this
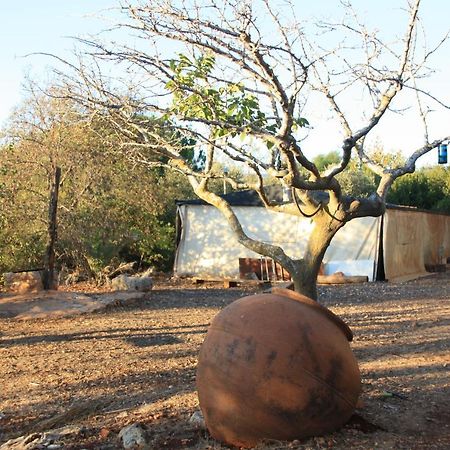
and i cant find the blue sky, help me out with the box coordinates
[1,1,449,165]
[0,1,115,123]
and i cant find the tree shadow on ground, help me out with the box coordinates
[0,324,208,348]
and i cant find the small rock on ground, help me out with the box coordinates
[189,410,206,430]
[118,423,149,449]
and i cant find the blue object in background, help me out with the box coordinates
[438,143,447,164]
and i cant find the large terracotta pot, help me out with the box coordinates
[196,288,361,448]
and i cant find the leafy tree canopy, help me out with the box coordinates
[0,88,194,277]
[388,166,450,213]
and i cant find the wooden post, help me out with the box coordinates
[43,166,61,290]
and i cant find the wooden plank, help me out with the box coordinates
[317,274,368,284]
[192,277,267,287]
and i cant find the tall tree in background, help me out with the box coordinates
[0,85,193,276]
[53,0,449,299]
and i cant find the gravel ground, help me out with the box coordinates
[0,272,449,449]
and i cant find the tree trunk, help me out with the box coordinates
[290,262,319,300]
[289,212,345,300]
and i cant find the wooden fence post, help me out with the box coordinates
[43,166,61,290]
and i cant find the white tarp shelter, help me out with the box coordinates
[174,189,450,282]
[174,194,379,281]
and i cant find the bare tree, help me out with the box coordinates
[52,0,449,299]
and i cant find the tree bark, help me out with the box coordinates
[289,212,345,300]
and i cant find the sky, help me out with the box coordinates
[0,1,116,123]
[0,0,449,166]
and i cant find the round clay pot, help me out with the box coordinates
[196,288,361,448]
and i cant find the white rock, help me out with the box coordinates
[118,423,148,449]
[111,275,153,292]
[189,410,206,430]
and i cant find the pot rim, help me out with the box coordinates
[271,288,353,341]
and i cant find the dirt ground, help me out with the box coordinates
[0,273,449,449]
